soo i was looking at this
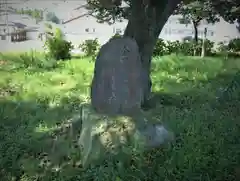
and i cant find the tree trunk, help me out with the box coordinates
[192,20,199,56]
[237,19,240,33]
[123,0,181,108]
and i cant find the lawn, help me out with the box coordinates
[0,52,240,181]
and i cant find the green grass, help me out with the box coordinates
[0,52,240,181]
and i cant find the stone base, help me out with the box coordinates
[78,104,174,167]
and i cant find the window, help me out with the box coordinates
[116,28,122,34]
[85,28,95,33]
[1,35,6,40]
[177,29,184,34]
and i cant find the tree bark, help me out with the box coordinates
[192,20,199,56]
[123,0,181,107]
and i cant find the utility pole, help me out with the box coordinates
[0,0,9,37]
[0,0,2,25]
[4,0,9,36]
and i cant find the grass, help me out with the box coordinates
[0,52,240,181]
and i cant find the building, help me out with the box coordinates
[160,15,239,45]
[61,11,239,47]
[1,0,239,53]
[0,6,45,52]
[0,5,40,42]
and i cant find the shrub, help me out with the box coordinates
[0,50,58,70]
[166,40,183,54]
[79,38,100,60]
[16,8,43,22]
[202,39,214,55]
[180,41,195,55]
[153,38,167,56]
[44,28,73,60]
[228,38,240,52]
[153,38,214,56]
[192,39,214,56]
[109,33,122,41]
[215,41,240,58]
[217,42,229,52]
[45,12,60,24]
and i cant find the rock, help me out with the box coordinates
[90,37,143,115]
[86,37,174,168]
[78,104,174,167]
[139,124,174,148]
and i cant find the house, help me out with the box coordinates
[161,15,239,45]
[56,7,128,47]
[9,0,240,46]
[60,12,239,49]
[0,8,41,42]
[0,7,45,52]
[1,0,239,53]
[0,20,28,42]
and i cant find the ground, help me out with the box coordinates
[0,52,240,181]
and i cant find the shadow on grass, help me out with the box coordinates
[0,70,240,180]
[0,97,167,181]
[140,71,240,180]
[0,96,84,180]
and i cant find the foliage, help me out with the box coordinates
[212,0,239,23]
[215,41,240,58]
[79,38,100,60]
[0,53,240,180]
[84,0,235,26]
[228,38,240,52]
[44,28,73,60]
[0,51,58,70]
[217,42,229,52]
[153,38,214,56]
[109,33,123,41]
[16,8,43,22]
[45,12,61,24]
[85,0,129,24]
[174,0,219,57]
[153,38,167,56]
[175,1,220,26]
